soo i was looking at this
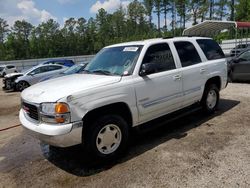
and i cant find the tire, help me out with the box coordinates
[201,84,219,114]
[2,72,6,77]
[16,81,30,91]
[84,114,129,161]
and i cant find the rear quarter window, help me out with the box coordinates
[196,39,225,60]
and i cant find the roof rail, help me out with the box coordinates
[162,36,173,39]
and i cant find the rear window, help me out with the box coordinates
[197,39,225,60]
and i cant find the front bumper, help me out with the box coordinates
[2,78,16,90]
[19,109,83,147]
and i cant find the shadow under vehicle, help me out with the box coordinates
[40,98,239,177]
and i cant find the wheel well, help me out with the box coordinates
[82,102,133,128]
[205,76,221,90]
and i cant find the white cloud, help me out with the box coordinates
[0,0,57,26]
[90,0,130,14]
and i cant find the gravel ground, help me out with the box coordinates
[0,78,250,188]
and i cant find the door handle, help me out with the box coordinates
[173,75,182,81]
[200,68,206,73]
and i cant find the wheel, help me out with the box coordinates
[16,81,30,91]
[84,114,129,160]
[201,84,219,113]
[2,72,6,77]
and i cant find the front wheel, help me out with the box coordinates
[16,81,30,91]
[84,115,129,160]
[201,84,219,114]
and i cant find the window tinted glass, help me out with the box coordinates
[141,43,176,73]
[197,39,225,60]
[48,65,62,71]
[174,41,201,67]
[239,50,250,61]
[30,67,42,74]
[7,65,14,69]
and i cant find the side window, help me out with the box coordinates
[7,65,14,69]
[141,43,176,73]
[174,41,202,67]
[30,67,42,74]
[197,39,225,60]
[48,65,62,71]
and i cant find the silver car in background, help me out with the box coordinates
[15,64,68,91]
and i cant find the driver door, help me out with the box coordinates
[134,43,183,123]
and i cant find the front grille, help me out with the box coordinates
[22,101,39,121]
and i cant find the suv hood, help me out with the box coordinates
[21,74,122,103]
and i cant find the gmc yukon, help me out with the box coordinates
[20,37,228,160]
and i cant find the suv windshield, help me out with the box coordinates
[85,45,143,76]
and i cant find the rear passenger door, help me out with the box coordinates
[174,41,206,107]
[134,43,183,123]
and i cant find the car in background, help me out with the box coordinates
[14,64,68,91]
[230,44,250,57]
[228,49,250,82]
[39,62,88,82]
[40,59,75,67]
[0,65,17,77]
[2,72,24,90]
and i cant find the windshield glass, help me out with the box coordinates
[239,50,250,60]
[85,45,143,76]
[0,67,4,71]
[63,64,86,74]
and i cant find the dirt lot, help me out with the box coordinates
[0,78,250,188]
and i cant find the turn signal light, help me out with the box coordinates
[55,103,69,114]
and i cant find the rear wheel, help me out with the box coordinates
[84,114,129,160]
[16,81,30,91]
[201,84,219,113]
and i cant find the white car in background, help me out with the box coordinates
[0,65,17,77]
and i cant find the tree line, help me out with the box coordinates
[0,0,249,61]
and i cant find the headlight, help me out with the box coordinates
[40,102,70,124]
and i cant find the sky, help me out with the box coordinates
[0,0,133,26]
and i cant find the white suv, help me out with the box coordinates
[0,64,17,77]
[20,37,228,160]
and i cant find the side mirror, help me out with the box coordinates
[139,63,157,76]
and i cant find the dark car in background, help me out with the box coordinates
[228,50,250,82]
[230,44,250,57]
[40,59,75,67]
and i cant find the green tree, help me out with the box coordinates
[235,0,250,21]
[143,0,154,27]
[11,20,33,59]
[215,0,228,20]
[153,0,162,34]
